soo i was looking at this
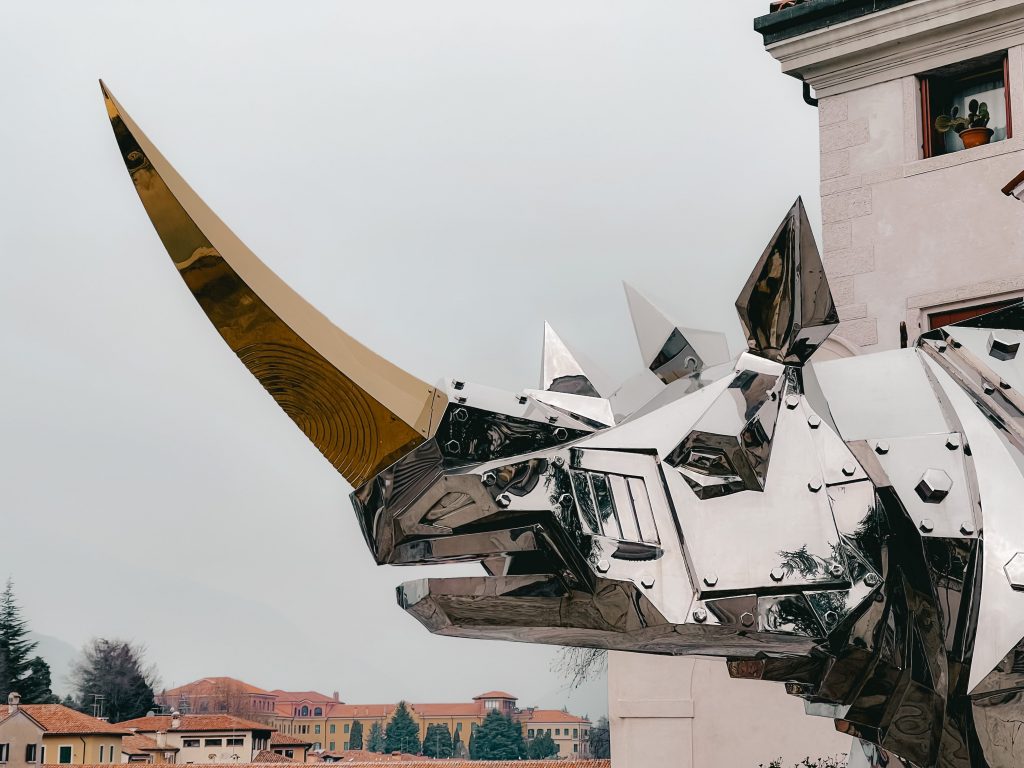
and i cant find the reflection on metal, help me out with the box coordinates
[105,86,1024,767]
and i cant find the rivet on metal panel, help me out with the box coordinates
[558,493,574,509]
[553,456,564,467]
[703,573,718,587]
[919,518,935,533]
[770,567,785,582]
[841,462,856,477]
[1001,380,1012,390]
[824,611,838,626]
[596,560,610,574]
[481,471,496,486]
[547,416,559,424]
[692,608,708,623]
[640,576,655,589]
[785,394,800,409]
[807,413,821,429]
[456,396,467,405]
[453,408,469,422]
[915,468,952,503]
[875,441,889,455]
[935,341,947,353]
[864,573,880,587]
[808,478,823,493]
[740,612,755,628]
[453,380,465,390]
[945,434,961,450]
[445,440,461,454]
[988,331,1020,360]
[554,427,568,440]
[960,521,976,536]
[496,493,512,508]
[983,381,996,395]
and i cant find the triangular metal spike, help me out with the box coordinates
[735,197,839,366]
[541,322,601,397]
[100,82,445,487]
[623,283,729,384]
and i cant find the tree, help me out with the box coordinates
[527,731,558,759]
[71,639,159,722]
[367,721,385,753]
[0,579,55,703]
[469,710,525,760]
[589,715,610,759]
[422,723,453,759]
[383,701,420,754]
[554,647,607,689]
[348,719,363,750]
[452,726,466,758]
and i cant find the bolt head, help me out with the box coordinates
[864,573,880,587]
[808,477,822,493]
[960,521,976,536]
[988,331,1020,361]
[445,440,461,454]
[823,610,839,626]
[785,394,800,410]
[945,434,961,450]
[596,559,610,574]
[1002,379,1013,390]
[915,468,953,503]
[1004,553,1024,590]
[703,573,718,587]
[640,576,655,589]
[692,608,708,623]
[452,380,465,390]
[740,612,755,628]
[553,456,565,467]
[807,413,821,429]
[935,340,947,353]
[495,493,512,508]
[453,407,469,422]
[983,381,996,395]
[770,567,785,582]
[919,518,935,533]
[841,462,857,477]
[875,440,890,455]
[481,471,497,486]
[558,493,574,509]
[554,427,568,440]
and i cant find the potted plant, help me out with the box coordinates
[934,99,993,149]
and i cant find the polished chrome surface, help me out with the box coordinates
[106,87,1024,767]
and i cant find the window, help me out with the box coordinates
[920,51,1011,158]
[59,746,73,764]
[313,708,323,717]
[300,706,309,717]
[0,743,8,763]
[528,729,534,738]
[330,725,336,734]
[39,747,44,764]
[182,739,200,748]
[99,746,105,763]
[929,297,1020,329]
[204,739,222,747]
[25,745,37,763]
[455,722,462,732]
[226,738,244,747]
[343,724,349,734]
[342,742,348,750]
[329,742,335,752]
[314,725,321,735]
[284,751,293,759]
[574,744,579,753]
[573,729,578,738]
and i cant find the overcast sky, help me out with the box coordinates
[0,1,820,718]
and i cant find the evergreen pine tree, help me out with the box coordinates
[367,721,385,753]
[383,701,420,754]
[0,579,54,703]
[71,639,158,722]
[469,710,525,760]
[527,731,559,759]
[588,716,610,759]
[452,726,465,758]
[348,719,363,750]
[422,723,453,759]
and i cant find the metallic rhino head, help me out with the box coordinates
[104,83,1024,768]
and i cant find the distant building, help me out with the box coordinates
[115,714,272,764]
[266,732,311,762]
[155,678,277,719]
[120,733,179,764]
[0,693,129,766]
[522,709,590,759]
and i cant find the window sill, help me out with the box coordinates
[906,137,1024,177]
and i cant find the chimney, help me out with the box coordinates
[155,732,167,749]
[171,711,181,730]
[7,692,20,715]
[332,692,339,702]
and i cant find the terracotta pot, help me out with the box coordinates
[959,127,994,149]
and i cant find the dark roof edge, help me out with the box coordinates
[754,0,918,45]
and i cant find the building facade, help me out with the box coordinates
[0,695,128,767]
[522,710,590,759]
[120,733,179,764]
[115,714,272,764]
[156,678,278,719]
[612,1,1024,766]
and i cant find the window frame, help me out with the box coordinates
[182,739,201,748]
[920,51,1012,159]
[225,737,244,747]
[25,744,37,764]
[58,745,73,764]
[203,738,223,747]
[0,743,8,763]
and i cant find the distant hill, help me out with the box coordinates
[29,632,77,698]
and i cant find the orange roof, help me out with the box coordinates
[472,691,516,700]
[322,704,394,719]
[161,677,270,697]
[117,714,273,732]
[269,732,312,747]
[522,709,590,724]
[269,690,339,703]
[254,750,293,763]
[121,734,179,755]
[3,705,131,736]
[411,703,482,718]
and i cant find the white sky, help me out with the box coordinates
[0,0,820,718]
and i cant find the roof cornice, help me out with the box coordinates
[763,0,1024,97]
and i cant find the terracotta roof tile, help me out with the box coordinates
[116,714,273,732]
[409,703,482,717]
[269,732,312,747]
[254,750,294,763]
[471,691,516,700]
[3,705,131,735]
[161,677,270,696]
[522,709,591,724]
[121,734,179,755]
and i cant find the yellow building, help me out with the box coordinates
[523,708,591,759]
[0,694,128,766]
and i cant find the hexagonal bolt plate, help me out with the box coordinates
[915,468,952,503]
[988,331,1020,361]
[1005,553,1024,591]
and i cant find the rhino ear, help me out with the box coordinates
[735,197,838,366]
[100,82,446,486]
